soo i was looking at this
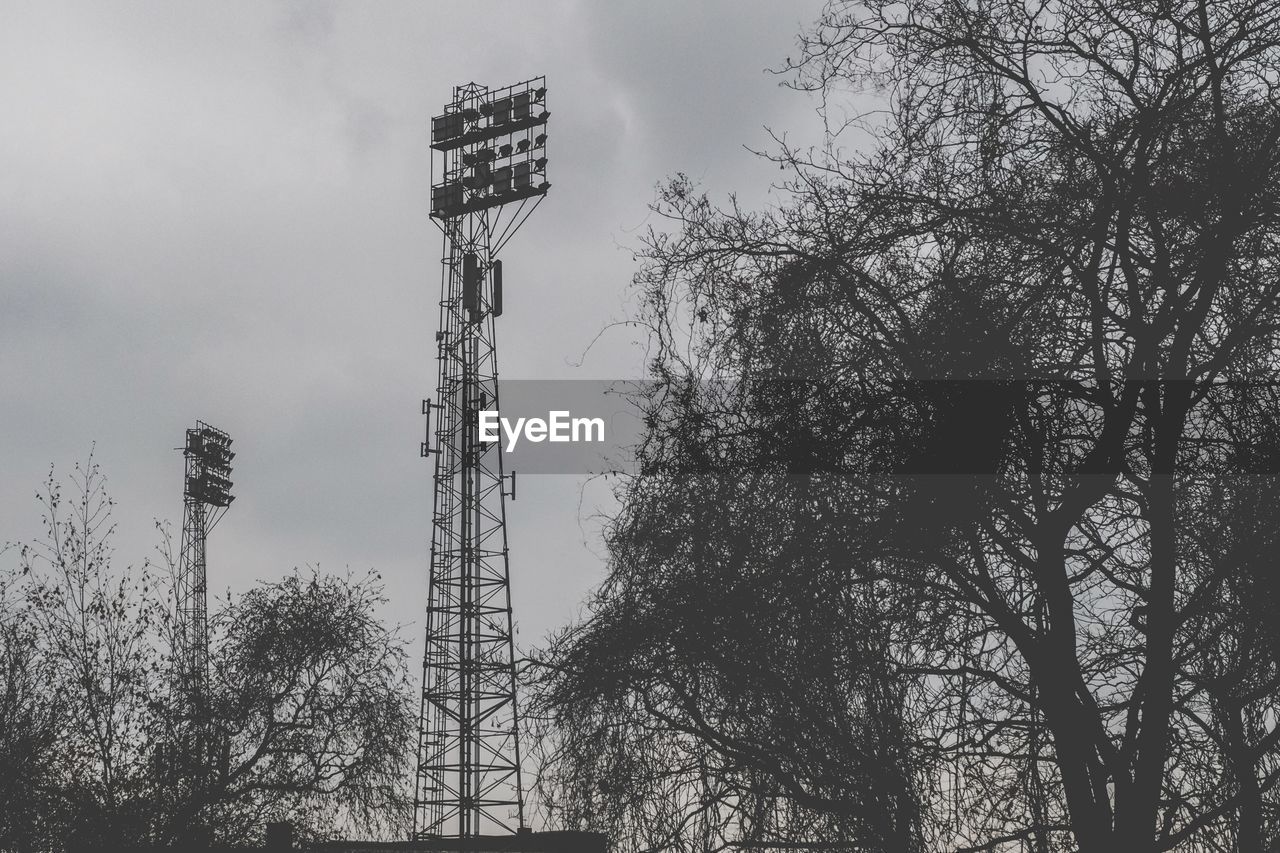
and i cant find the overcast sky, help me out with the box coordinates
[0,1,829,648]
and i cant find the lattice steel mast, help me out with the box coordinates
[174,421,234,793]
[414,78,550,840]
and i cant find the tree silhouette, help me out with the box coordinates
[0,458,413,850]
[533,1,1280,850]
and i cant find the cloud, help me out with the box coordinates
[0,0,829,646]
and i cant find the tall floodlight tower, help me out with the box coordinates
[414,78,550,840]
[175,421,234,790]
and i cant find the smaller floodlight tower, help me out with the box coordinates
[175,420,234,790]
[415,77,549,840]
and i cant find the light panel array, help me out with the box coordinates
[430,78,549,219]
[185,424,234,508]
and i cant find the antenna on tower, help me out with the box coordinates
[414,76,549,840]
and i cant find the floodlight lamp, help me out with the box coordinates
[535,134,547,147]
[201,427,230,445]
[209,482,233,502]
[204,464,233,481]
[206,442,233,461]
[431,113,464,144]
[432,182,464,216]
[516,139,529,152]
[464,164,491,190]
[534,87,546,101]
[499,143,512,157]
[535,157,547,171]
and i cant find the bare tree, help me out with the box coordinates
[0,584,65,853]
[18,457,165,849]
[1,459,414,850]
[532,0,1280,850]
[196,569,414,845]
